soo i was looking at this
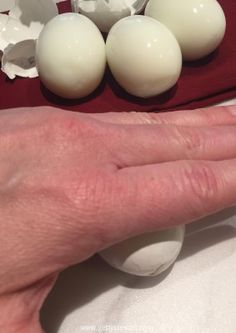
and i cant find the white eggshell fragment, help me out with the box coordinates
[1,39,37,79]
[36,13,106,99]
[0,16,31,62]
[106,15,182,98]
[0,14,8,55]
[99,225,185,276]
[1,17,31,45]
[9,0,59,39]
[0,14,8,31]
[145,0,226,61]
[0,0,15,13]
[73,0,148,32]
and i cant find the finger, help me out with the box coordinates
[98,159,236,245]
[89,105,236,127]
[108,124,236,167]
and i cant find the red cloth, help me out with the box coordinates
[0,0,235,113]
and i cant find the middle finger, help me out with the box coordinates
[108,123,236,167]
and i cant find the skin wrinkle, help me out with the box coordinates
[173,161,222,218]
[114,167,167,233]
[168,125,205,155]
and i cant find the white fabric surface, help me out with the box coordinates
[41,99,236,333]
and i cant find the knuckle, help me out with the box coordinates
[197,108,216,124]
[142,112,168,125]
[181,162,220,207]
[197,107,233,125]
[129,111,168,125]
[45,112,101,144]
[172,127,205,156]
[47,113,80,136]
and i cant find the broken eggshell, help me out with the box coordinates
[53,0,67,3]
[9,0,59,39]
[1,39,37,79]
[0,16,36,78]
[73,0,148,32]
[0,0,15,13]
[0,0,60,79]
[0,14,8,57]
[1,17,31,44]
[0,14,8,28]
[0,15,32,62]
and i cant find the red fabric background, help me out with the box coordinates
[0,0,236,113]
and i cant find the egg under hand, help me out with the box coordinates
[145,0,226,61]
[106,15,182,98]
[99,225,185,277]
[36,13,106,99]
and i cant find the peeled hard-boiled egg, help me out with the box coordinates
[36,13,106,99]
[99,225,185,276]
[145,0,226,61]
[106,15,182,98]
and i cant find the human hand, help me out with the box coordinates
[1,105,236,332]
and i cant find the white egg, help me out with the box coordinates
[145,0,226,61]
[36,13,106,99]
[99,225,185,276]
[106,15,182,98]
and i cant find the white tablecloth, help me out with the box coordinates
[41,99,236,333]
